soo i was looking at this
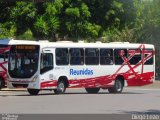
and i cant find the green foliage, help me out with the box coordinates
[133,0,160,77]
[0,0,159,43]
[81,3,91,18]
[45,0,63,15]
[16,29,34,40]
[85,23,101,39]
[48,16,60,33]
[65,7,80,17]
[34,16,49,36]
[33,2,61,40]
[0,0,127,41]
[10,2,37,37]
[0,23,16,39]
[60,1,97,40]
[11,2,36,20]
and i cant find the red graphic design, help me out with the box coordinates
[41,81,57,89]
[0,46,10,85]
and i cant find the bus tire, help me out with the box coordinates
[108,78,124,94]
[0,78,4,90]
[85,88,100,94]
[54,80,66,94]
[27,89,39,95]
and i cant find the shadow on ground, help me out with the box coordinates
[0,91,144,97]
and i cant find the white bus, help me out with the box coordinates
[7,41,155,95]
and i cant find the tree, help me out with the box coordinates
[54,0,100,41]
[34,1,62,40]
[10,2,37,38]
[0,2,16,39]
[133,0,160,78]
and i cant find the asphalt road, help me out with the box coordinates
[0,87,160,114]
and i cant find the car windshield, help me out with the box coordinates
[8,45,40,78]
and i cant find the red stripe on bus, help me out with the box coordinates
[40,71,154,88]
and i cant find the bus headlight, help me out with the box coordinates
[32,75,38,82]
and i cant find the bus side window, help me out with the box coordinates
[128,49,141,65]
[56,48,69,65]
[70,48,84,65]
[100,49,113,65]
[114,49,127,65]
[144,49,153,65]
[85,48,99,65]
[0,45,9,62]
[0,54,4,62]
[4,51,9,61]
[0,51,9,62]
[40,53,53,74]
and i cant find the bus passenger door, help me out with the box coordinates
[40,49,56,89]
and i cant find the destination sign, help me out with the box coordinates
[16,45,36,50]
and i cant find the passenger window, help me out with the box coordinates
[56,48,69,65]
[0,45,9,62]
[114,49,127,65]
[40,53,53,74]
[85,48,99,65]
[4,51,9,61]
[70,48,84,65]
[100,49,113,65]
[128,49,141,65]
[144,49,153,65]
[0,52,9,62]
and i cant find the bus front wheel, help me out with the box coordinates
[108,78,124,93]
[27,89,40,95]
[54,81,66,94]
[85,88,100,94]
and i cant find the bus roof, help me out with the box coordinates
[0,39,39,45]
[39,42,154,49]
[0,39,154,49]
[0,39,11,44]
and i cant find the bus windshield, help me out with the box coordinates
[8,45,40,78]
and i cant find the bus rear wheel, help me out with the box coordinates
[0,78,4,90]
[108,78,124,94]
[27,89,40,95]
[54,81,66,94]
[85,88,100,94]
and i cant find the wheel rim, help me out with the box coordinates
[116,80,122,92]
[58,82,65,93]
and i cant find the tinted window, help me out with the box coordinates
[70,48,84,65]
[114,49,127,65]
[56,48,69,65]
[100,49,113,65]
[0,51,9,62]
[0,45,9,62]
[85,48,99,65]
[144,49,153,65]
[40,53,53,74]
[128,49,141,65]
